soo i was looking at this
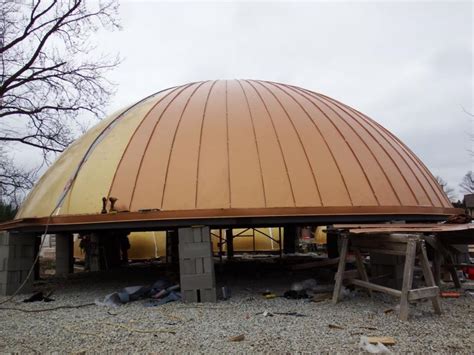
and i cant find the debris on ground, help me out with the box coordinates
[262,291,277,299]
[441,291,461,298]
[144,291,181,307]
[290,278,318,292]
[220,286,231,300]
[366,337,396,345]
[276,311,306,317]
[256,310,306,317]
[359,336,392,354]
[228,334,245,342]
[95,279,180,307]
[328,324,345,330]
[23,291,54,303]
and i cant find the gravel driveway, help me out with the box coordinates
[0,263,472,353]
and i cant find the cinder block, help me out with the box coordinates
[193,228,202,243]
[182,289,198,303]
[0,245,14,263]
[0,270,7,284]
[180,273,215,289]
[179,242,212,258]
[4,257,34,271]
[195,258,204,274]
[180,258,196,275]
[178,228,194,244]
[0,270,33,295]
[201,227,210,242]
[0,232,11,246]
[200,288,217,302]
[203,257,213,274]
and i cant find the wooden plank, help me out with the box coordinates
[408,286,439,301]
[353,247,407,256]
[350,234,419,243]
[366,336,396,346]
[399,238,417,321]
[351,279,402,298]
[332,235,349,304]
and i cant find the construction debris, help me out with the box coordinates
[95,279,180,307]
[359,336,392,354]
[228,334,245,342]
[23,291,54,303]
[440,291,461,298]
[367,337,396,346]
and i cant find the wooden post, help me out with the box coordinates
[419,240,442,315]
[332,234,349,304]
[353,247,372,297]
[225,229,234,260]
[283,225,297,254]
[399,237,417,321]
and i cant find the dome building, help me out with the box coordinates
[16,80,454,221]
[1,80,459,297]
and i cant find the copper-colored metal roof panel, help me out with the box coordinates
[16,80,456,221]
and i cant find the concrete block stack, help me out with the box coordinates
[0,231,37,295]
[178,226,216,302]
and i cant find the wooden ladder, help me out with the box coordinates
[332,233,442,321]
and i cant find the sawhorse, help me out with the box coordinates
[332,233,442,321]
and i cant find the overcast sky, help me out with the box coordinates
[18,0,473,199]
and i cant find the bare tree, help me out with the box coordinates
[459,171,474,195]
[0,0,120,200]
[0,146,35,205]
[435,175,456,202]
[461,107,473,157]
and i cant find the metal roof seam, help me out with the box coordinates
[194,80,218,209]
[237,80,268,208]
[313,92,404,206]
[62,88,179,215]
[160,81,209,209]
[106,85,186,203]
[256,80,323,206]
[298,88,382,206]
[224,80,232,208]
[319,94,424,206]
[288,84,379,205]
[322,95,435,207]
[244,80,297,207]
[269,81,354,206]
[346,103,449,207]
[126,82,198,211]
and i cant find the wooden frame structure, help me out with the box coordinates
[333,233,442,321]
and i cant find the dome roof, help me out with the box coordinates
[17,80,454,222]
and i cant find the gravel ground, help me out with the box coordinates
[0,262,473,353]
